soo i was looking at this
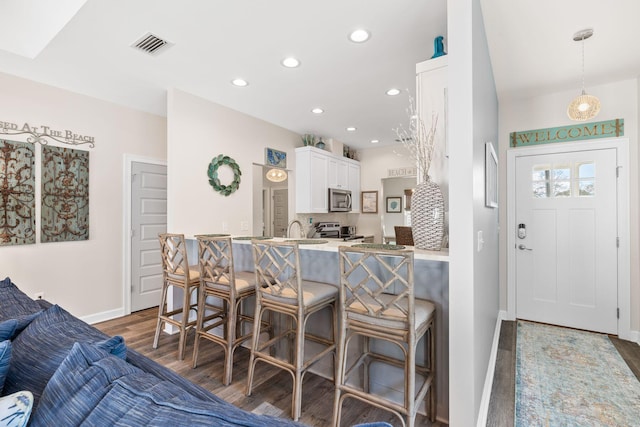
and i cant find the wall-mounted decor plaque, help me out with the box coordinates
[41,145,89,242]
[0,139,35,245]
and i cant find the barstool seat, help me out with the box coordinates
[334,246,436,427]
[192,236,263,386]
[246,239,338,421]
[153,233,199,361]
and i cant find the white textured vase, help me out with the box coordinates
[411,177,445,251]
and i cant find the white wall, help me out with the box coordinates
[166,88,300,234]
[357,144,415,242]
[498,78,639,332]
[448,0,500,424]
[0,72,166,318]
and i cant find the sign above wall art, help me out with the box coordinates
[510,118,624,148]
[0,119,95,147]
[388,166,417,178]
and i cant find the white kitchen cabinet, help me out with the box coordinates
[347,160,360,211]
[416,55,448,210]
[295,147,328,213]
[328,156,348,189]
[295,146,360,213]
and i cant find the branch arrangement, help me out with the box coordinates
[394,96,438,182]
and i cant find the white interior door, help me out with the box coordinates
[515,148,618,334]
[131,161,167,312]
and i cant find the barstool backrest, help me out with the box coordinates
[197,236,237,293]
[338,246,415,328]
[394,226,414,246]
[251,240,303,306]
[159,233,191,283]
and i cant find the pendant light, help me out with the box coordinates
[567,29,600,121]
[266,168,287,183]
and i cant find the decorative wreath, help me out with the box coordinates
[207,154,241,196]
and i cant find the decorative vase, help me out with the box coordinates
[411,177,444,250]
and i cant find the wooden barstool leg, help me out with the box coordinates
[192,284,205,368]
[153,280,169,349]
[246,304,264,397]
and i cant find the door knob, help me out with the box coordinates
[518,244,532,251]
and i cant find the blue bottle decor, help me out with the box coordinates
[432,36,446,58]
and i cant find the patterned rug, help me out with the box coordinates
[515,320,640,426]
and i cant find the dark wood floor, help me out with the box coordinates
[95,308,442,427]
[486,320,640,427]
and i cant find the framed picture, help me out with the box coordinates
[265,148,287,168]
[386,197,402,213]
[485,142,498,208]
[361,191,378,214]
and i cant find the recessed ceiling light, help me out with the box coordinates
[281,57,300,68]
[346,127,357,132]
[370,139,379,144]
[311,108,324,114]
[349,29,370,43]
[231,78,248,87]
[386,88,401,96]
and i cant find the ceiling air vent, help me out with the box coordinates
[131,32,172,56]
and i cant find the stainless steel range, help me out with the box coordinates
[312,222,341,238]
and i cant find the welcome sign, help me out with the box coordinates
[510,119,624,148]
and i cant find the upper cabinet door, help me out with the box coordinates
[347,161,360,212]
[328,157,348,189]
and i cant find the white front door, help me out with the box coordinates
[131,161,167,312]
[515,148,618,334]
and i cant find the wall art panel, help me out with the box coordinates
[0,139,35,245]
[41,145,89,242]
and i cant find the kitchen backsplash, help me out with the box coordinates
[294,212,358,236]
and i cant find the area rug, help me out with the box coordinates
[515,320,640,426]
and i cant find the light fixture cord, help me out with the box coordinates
[580,35,586,93]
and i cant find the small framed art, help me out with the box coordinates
[386,197,402,213]
[485,142,498,208]
[265,148,287,168]
[361,191,378,214]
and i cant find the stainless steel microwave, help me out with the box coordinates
[328,188,352,212]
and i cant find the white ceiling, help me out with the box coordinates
[481,0,640,102]
[0,1,638,150]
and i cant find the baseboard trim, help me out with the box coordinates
[80,307,125,325]
[476,310,506,427]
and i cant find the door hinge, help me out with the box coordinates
[130,229,135,239]
[131,173,137,183]
[616,166,621,178]
[616,237,620,248]
[617,308,620,319]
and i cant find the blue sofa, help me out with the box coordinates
[0,277,304,426]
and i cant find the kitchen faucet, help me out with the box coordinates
[286,219,304,238]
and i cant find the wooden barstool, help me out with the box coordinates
[246,239,338,421]
[192,235,260,385]
[394,226,414,246]
[153,233,199,360]
[334,246,436,427]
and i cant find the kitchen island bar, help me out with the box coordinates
[179,237,449,422]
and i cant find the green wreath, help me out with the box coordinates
[207,154,241,196]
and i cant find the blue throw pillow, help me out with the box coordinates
[33,343,298,427]
[0,278,43,322]
[3,305,127,407]
[0,311,43,341]
[0,340,11,393]
[0,391,33,427]
[30,342,140,427]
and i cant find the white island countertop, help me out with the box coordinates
[189,235,449,263]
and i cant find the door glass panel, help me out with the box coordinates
[579,180,595,196]
[578,162,595,178]
[533,181,549,198]
[553,181,571,197]
[552,166,571,180]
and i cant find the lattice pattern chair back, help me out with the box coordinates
[159,233,190,282]
[339,246,415,328]
[198,236,234,292]
[251,240,303,305]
